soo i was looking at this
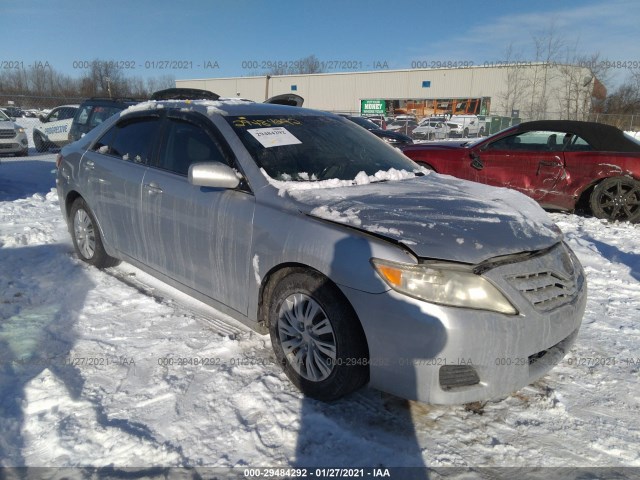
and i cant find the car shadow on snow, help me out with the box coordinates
[0,243,93,466]
[583,235,640,282]
[0,159,57,202]
[292,237,448,478]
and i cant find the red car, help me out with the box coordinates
[402,120,640,222]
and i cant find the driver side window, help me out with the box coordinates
[157,119,228,176]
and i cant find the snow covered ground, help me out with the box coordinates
[1,153,639,476]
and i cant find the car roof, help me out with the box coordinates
[516,120,640,153]
[121,99,332,118]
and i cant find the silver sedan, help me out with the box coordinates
[56,99,586,404]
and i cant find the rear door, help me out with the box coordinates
[140,111,256,315]
[80,113,162,260]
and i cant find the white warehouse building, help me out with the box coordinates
[177,63,602,121]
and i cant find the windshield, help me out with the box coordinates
[0,110,10,121]
[623,132,640,147]
[226,114,420,181]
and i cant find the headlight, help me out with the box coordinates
[371,258,517,315]
[16,127,25,133]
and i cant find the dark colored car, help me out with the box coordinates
[402,120,640,222]
[69,97,140,142]
[342,115,413,147]
[386,119,419,138]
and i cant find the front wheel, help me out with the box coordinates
[268,270,369,401]
[34,133,48,153]
[589,177,640,222]
[69,198,121,267]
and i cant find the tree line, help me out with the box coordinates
[496,26,640,128]
[0,60,175,109]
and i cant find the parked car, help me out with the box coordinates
[69,97,140,143]
[412,120,450,140]
[1,105,24,119]
[33,104,79,151]
[363,115,386,129]
[447,115,483,137]
[402,120,640,222]
[387,119,419,137]
[342,115,413,147]
[56,100,586,404]
[0,109,29,157]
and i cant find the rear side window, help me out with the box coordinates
[60,107,76,120]
[75,105,91,126]
[94,117,160,164]
[157,118,228,176]
[89,106,122,128]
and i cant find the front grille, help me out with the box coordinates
[439,365,480,390]
[506,244,580,312]
[509,271,577,312]
[0,129,16,139]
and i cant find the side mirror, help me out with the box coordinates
[38,115,47,122]
[189,162,240,189]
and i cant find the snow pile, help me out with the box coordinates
[262,168,421,197]
[121,98,254,118]
[310,205,362,226]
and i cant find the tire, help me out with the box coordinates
[268,270,369,401]
[69,198,121,268]
[34,133,48,153]
[479,127,485,137]
[589,176,640,223]
[463,128,469,138]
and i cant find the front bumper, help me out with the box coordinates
[0,134,28,154]
[341,243,587,404]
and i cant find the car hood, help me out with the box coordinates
[0,120,16,129]
[371,129,411,141]
[288,174,561,264]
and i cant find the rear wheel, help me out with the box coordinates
[69,198,121,267]
[268,270,368,401]
[589,177,640,222]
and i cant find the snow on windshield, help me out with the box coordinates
[261,167,424,197]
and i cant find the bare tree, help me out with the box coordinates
[526,24,564,119]
[498,43,530,116]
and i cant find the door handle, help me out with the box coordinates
[144,182,163,194]
[536,157,563,175]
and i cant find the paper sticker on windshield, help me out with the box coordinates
[248,127,302,148]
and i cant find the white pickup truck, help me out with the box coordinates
[446,115,484,138]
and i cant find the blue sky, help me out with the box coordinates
[2,0,638,86]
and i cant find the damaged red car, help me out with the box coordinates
[402,120,640,222]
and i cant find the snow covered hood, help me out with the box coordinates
[288,174,562,264]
